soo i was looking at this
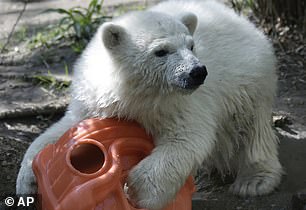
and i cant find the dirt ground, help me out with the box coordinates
[0,0,305,210]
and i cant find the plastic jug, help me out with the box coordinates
[32,118,195,210]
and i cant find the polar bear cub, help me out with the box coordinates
[17,0,283,209]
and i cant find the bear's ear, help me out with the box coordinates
[180,12,198,35]
[101,22,127,49]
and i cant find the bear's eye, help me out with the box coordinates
[190,44,194,51]
[154,49,169,57]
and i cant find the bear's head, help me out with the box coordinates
[100,11,207,95]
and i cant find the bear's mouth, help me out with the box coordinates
[183,77,205,89]
[173,80,204,94]
[179,76,205,90]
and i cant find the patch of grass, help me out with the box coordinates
[33,74,71,90]
[32,63,71,90]
[28,26,66,49]
[4,0,151,55]
[33,75,71,90]
[26,0,150,53]
[46,0,111,53]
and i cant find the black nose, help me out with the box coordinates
[189,65,208,82]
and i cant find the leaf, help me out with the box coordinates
[88,0,98,12]
[64,62,69,76]
[73,23,82,38]
[71,9,87,19]
[59,17,71,26]
[44,8,71,15]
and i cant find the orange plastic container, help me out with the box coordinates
[32,118,195,210]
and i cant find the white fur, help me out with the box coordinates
[17,1,283,209]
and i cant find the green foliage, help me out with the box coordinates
[46,0,111,53]
[29,26,65,49]
[33,64,71,90]
[33,74,70,90]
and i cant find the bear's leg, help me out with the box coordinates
[229,109,283,196]
[16,113,79,194]
[127,137,212,210]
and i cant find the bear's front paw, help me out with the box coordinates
[127,159,177,210]
[229,172,281,196]
[16,164,37,194]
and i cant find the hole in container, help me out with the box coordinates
[70,143,105,174]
